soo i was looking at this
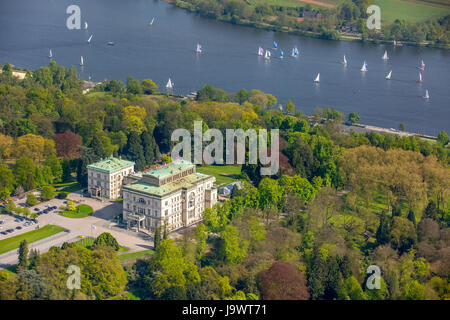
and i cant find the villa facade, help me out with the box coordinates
[87,156,135,199]
[122,160,217,233]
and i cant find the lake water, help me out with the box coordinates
[0,0,449,135]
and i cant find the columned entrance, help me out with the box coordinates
[127,214,146,233]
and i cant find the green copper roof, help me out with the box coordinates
[87,156,135,173]
[143,160,195,179]
[123,172,213,197]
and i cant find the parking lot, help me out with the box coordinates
[1,191,153,263]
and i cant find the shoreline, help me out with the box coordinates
[163,0,450,50]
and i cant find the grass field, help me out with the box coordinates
[60,204,93,219]
[249,0,337,8]
[196,165,242,186]
[119,249,154,262]
[375,0,450,23]
[0,225,66,255]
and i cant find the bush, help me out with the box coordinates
[26,193,38,206]
[57,192,68,199]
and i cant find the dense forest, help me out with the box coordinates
[0,61,449,300]
[171,0,450,45]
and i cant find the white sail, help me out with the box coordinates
[166,78,173,89]
[382,50,388,60]
[87,34,93,44]
[84,22,88,30]
[424,90,429,99]
[314,73,320,83]
[48,49,52,58]
[196,43,203,53]
[343,55,347,64]
[418,72,423,82]
[393,40,397,46]
[149,17,155,25]
[386,70,392,80]
[258,47,264,56]
[361,61,367,71]
[80,56,84,66]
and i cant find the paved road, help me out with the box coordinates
[0,192,153,268]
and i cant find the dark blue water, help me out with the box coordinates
[0,0,449,135]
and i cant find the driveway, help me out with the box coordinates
[0,192,153,268]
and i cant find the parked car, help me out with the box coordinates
[34,207,40,211]
[1,231,7,235]
[16,226,22,230]
[6,229,14,233]
[0,220,4,224]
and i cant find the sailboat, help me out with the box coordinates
[264,50,271,60]
[149,17,155,26]
[166,78,173,89]
[258,47,264,56]
[386,70,392,80]
[87,34,93,44]
[361,61,368,71]
[418,72,423,83]
[420,60,425,70]
[424,89,429,99]
[393,40,397,46]
[343,54,347,65]
[292,47,299,57]
[196,43,203,53]
[280,50,284,58]
[274,41,278,49]
[80,56,84,66]
[314,73,320,83]
[48,49,53,58]
[382,50,388,60]
[84,21,88,30]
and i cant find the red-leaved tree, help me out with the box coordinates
[258,261,310,300]
[54,130,82,159]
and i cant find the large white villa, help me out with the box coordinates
[87,156,135,199]
[87,157,217,234]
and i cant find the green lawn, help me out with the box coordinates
[196,165,242,186]
[52,179,82,193]
[375,0,450,24]
[0,225,66,255]
[248,0,337,8]
[119,249,154,262]
[60,204,93,218]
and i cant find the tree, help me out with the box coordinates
[407,209,417,229]
[424,200,438,221]
[126,76,143,95]
[219,225,249,264]
[234,88,249,105]
[338,276,366,300]
[306,245,327,299]
[61,158,72,182]
[13,157,35,191]
[0,165,15,199]
[122,106,147,134]
[437,131,449,146]
[18,240,29,269]
[390,216,417,253]
[93,232,120,251]
[14,134,46,162]
[348,112,360,124]
[154,226,161,249]
[141,79,158,94]
[39,186,55,201]
[54,131,82,159]
[66,200,76,211]
[258,178,283,210]
[284,100,295,114]
[0,133,14,159]
[146,239,200,299]
[26,193,38,206]
[399,123,406,131]
[258,261,310,300]
[124,132,146,171]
